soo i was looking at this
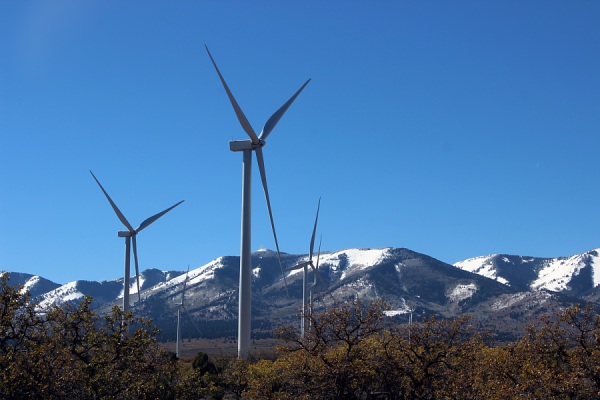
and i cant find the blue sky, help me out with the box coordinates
[1,1,599,284]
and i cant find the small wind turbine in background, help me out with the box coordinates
[308,234,322,319]
[408,304,414,344]
[90,171,184,314]
[205,46,310,357]
[176,267,190,358]
[286,198,321,338]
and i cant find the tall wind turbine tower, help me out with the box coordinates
[206,46,310,357]
[90,171,184,314]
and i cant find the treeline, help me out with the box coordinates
[247,300,600,399]
[3,272,600,399]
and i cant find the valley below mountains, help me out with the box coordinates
[6,247,600,343]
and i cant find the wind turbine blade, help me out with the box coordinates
[310,271,320,295]
[310,269,325,313]
[316,235,322,270]
[132,235,141,302]
[180,266,189,306]
[259,79,311,141]
[309,197,321,262]
[311,267,323,286]
[136,200,184,233]
[309,253,337,312]
[310,235,325,304]
[285,261,309,273]
[183,307,204,337]
[205,45,259,143]
[255,147,288,294]
[89,170,134,232]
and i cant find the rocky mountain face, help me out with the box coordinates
[5,247,599,342]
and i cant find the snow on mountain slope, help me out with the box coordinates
[454,255,509,285]
[3,272,62,298]
[455,249,600,294]
[447,283,478,303]
[8,246,598,331]
[490,291,552,311]
[591,253,600,287]
[38,281,86,308]
[531,250,600,291]
[22,275,43,293]
[338,248,391,268]
[188,257,225,284]
[280,248,392,283]
[143,257,227,301]
[316,248,391,280]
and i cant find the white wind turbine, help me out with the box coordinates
[408,303,414,344]
[90,170,184,314]
[206,46,310,357]
[308,235,322,319]
[176,267,190,358]
[286,198,321,338]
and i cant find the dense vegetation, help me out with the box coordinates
[3,272,600,399]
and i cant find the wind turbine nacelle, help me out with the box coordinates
[118,231,133,237]
[229,139,265,152]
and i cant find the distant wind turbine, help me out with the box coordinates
[206,46,310,357]
[286,198,321,338]
[308,235,322,318]
[176,267,190,358]
[407,303,414,344]
[90,170,184,314]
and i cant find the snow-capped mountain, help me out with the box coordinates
[32,268,186,309]
[126,247,529,339]
[454,249,600,295]
[6,272,61,298]
[4,247,599,341]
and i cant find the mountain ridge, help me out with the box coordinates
[4,246,599,341]
[454,248,600,294]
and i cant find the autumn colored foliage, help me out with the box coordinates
[226,299,600,399]
[4,271,600,399]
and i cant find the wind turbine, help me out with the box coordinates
[90,170,184,314]
[286,198,320,338]
[408,304,414,344]
[206,46,310,357]
[308,235,322,318]
[176,267,190,358]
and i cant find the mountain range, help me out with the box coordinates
[5,247,600,342]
